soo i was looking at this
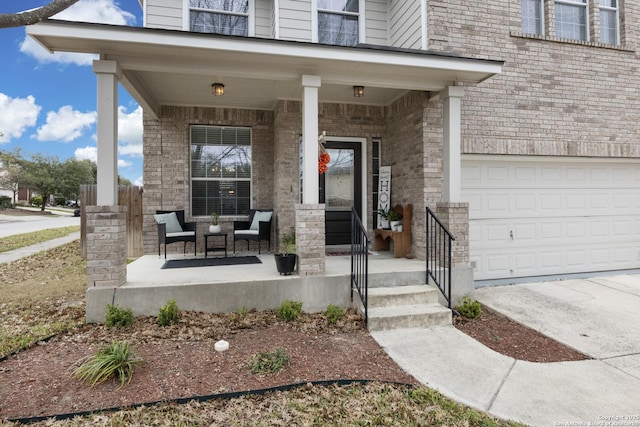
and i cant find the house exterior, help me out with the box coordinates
[26,0,640,314]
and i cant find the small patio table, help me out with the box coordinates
[204,232,227,258]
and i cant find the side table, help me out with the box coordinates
[204,232,227,258]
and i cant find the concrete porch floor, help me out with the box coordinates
[85,250,429,322]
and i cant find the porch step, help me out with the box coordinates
[364,285,452,332]
[367,304,452,331]
[368,285,439,307]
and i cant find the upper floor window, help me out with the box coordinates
[555,0,588,41]
[599,0,619,44]
[522,0,544,35]
[191,125,252,216]
[189,0,249,36]
[318,0,360,46]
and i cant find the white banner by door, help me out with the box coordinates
[377,166,391,229]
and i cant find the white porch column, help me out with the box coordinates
[301,74,321,204]
[441,86,464,203]
[92,60,121,206]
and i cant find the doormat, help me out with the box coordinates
[162,256,262,269]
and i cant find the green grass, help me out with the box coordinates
[246,349,290,375]
[72,341,143,387]
[0,226,80,253]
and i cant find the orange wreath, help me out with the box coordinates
[318,152,331,174]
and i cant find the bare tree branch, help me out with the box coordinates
[0,0,80,28]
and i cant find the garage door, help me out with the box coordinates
[462,157,640,281]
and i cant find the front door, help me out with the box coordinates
[319,141,362,245]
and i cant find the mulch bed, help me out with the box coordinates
[453,304,589,363]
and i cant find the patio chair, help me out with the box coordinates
[233,209,273,254]
[155,210,197,258]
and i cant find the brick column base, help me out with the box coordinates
[435,202,473,304]
[86,205,127,288]
[295,204,325,276]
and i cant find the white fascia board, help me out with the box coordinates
[27,21,503,81]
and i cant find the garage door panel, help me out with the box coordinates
[463,158,640,280]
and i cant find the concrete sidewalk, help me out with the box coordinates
[0,232,80,264]
[372,274,640,426]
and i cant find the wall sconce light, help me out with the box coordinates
[212,83,225,96]
[353,85,365,97]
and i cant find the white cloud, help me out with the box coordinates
[134,176,143,186]
[118,105,143,157]
[20,0,136,66]
[75,146,133,169]
[74,146,97,162]
[35,105,96,142]
[0,93,41,143]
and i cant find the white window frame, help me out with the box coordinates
[312,0,365,45]
[183,0,255,37]
[521,0,545,35]
[190,125,253,217]
[598,0,619,44]
[554,0,589,41]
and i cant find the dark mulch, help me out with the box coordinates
[453,304,589,363]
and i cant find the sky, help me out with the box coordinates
[0,0,145,185]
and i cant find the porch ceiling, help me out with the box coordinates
[27,20,503,118]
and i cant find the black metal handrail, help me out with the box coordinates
[350,208,369,326]
[426,206,455,308]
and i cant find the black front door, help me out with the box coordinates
[319,141,362,245]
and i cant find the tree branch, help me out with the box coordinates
[0,0,80,28]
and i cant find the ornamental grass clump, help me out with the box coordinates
[71,341,142,388]
[157,299,180,326]
[246,349,290,375]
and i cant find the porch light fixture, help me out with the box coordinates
[212,83,225,96]
[353,85,365,97]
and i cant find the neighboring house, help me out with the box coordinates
[26,0,640,298]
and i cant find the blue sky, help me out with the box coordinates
[0,0,144,185]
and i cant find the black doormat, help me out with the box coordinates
[162,256,262,269]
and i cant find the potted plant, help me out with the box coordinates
[209,212,221,233]
[387,209,402,232]
[274,226,296,275]
[377,208,391,229]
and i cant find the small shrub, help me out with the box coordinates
[455,296,482,319]
[30,195,43,207]
[105,304,134,328]
[277,300,303,322]
[157,299,180,326]
[72,341,142,387]
[325,304,344,324]
[0,195,12,209]
[246,349,290,375]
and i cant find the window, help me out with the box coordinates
[372,138,381,228]
[555,0,588,41]
[189,0,249,36]
[191,126,251,216]
[599,0,618,44]
[318,0,360,46]
[521,0,544,35]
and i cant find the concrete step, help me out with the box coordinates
[367,303,452,331]
[368,271,426,288]
[368,285,439,308]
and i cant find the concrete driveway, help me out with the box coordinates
[475,274,640,425]
[373,274,640,426]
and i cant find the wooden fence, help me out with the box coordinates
[79,185,144,258]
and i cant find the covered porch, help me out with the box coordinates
[27,20,503,322]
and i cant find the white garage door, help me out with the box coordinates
[462,157,640,281]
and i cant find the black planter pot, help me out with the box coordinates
[274,254,297,275]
